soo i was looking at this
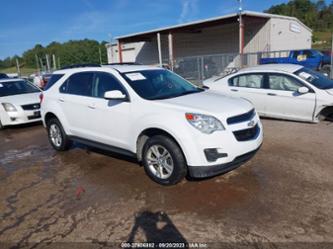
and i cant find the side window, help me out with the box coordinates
[303,50,315,59]
[292,51,301,59]
[92,72,125,98]
[62,72,94,96]
[268,74,302,91]
[229,74,263,89]
[44,74,64,91]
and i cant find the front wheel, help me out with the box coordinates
[47,118,72,151]
[142,135,187,185]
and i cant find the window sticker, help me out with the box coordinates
[298,72,312,80]
[0,83,3,87]
[125,73,146,81]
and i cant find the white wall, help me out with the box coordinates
[269,18,312,51]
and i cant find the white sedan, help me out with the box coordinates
[204,64,333,123]
[0,79,42,129]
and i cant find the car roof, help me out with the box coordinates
[238,64,303,74]
[0,78,25,83]
[55,65,161,74]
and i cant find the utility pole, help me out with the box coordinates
[15,58,21,77]
[99,47,102,64]
[52,54,57,71]
[35,54,40,74]
[46,54,51,72]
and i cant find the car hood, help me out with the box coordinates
[156,91,253,119]
[0,92,41,106]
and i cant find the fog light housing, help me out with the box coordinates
[10,117,16,121]
[204,148,228,162]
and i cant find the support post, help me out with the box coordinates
[15,58,21,77]
[52,54,57,71]
[35,54,40,73]
[157,33,163,67]
[168,33,174,70]
[118,41,123,63]
[238,0,244,67]
[331,33,333,79]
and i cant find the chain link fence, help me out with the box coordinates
[172,49,329,85]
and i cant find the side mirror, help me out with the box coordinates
[104,90,127,101]
[297,87,309,94]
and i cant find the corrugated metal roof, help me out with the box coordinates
[115,11,312,41]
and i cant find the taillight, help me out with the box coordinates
[39,93,44,104]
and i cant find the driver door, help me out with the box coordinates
[263,73,316,121]
[86,72,131,149]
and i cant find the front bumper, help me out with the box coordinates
[188,145,261,178]
[1,109,41,127]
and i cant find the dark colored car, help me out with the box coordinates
[0,73,9,79]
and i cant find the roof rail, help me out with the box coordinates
[61,63,101,70]
[102,62,142,66]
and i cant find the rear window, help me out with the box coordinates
[0,80,40,97]
[44,74,64,90]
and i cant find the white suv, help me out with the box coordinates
[41,64,263,185]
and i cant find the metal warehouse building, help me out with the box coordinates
[106,11,312,82]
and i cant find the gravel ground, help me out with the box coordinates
[0,119,332,249]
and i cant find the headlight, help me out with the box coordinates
[185,113,225,134]
[2,103,17,112]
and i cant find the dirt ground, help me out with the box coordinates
[0,119,333,249]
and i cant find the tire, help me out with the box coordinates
[321,65,331,77]
[46,118,72,151]
[142,135,187,185]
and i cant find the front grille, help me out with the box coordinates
[233,124,259,142]
[21,103,40,110]
[227,109,255,125]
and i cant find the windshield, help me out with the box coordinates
[0,80,40,97]
[122,69,203,100]
[295,68,333,90]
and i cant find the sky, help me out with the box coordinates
[0,0,306,59]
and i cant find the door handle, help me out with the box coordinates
[267,93,277,96]
[231,89,239,92]
[58,98,65,103]
[88,104,96,109]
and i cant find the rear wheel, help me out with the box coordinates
[142,135,187,185]
[47,118,72,151]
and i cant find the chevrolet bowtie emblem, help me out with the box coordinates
[247,120,256,128]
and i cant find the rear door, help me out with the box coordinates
[58,72,95,138]
[263,73,316,121]
[228,73,267,114]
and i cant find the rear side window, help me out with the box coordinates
[60,72,94,96]
[44,74,64,90]
[229,74,264,89]
[92,72,125,98]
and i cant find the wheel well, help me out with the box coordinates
[318,106,333,120]
[44,112,58,125]
[136,128,184,162]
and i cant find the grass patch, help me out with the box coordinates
[0,66,37,76]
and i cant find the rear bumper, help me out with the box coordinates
[187,145,261,178]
